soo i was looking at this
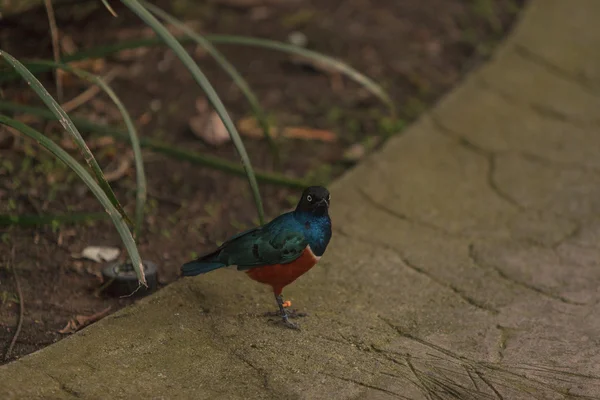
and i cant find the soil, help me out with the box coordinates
[0,0,524,364]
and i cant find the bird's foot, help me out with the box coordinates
[280,317,301,330]
[286,309,309,318]
[263,309,308,319]
[268,313,301,330]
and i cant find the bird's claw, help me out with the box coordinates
[286,309,308,318]
[282,319,300,330]
[263,309,308,319]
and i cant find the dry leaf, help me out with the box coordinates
[58,59,107,87]
[79,246,120,263]
[343,143,366,162]
[237,117,336,142]
[195,97,209,113]
[190,112,231,147]
[343,136,381,163]
[104,154,132,182]
[59,307,112,334]
[237,116,277,139]
[283,127,336,142]
[60,35,78,55]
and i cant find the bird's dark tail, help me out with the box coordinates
[181,248,227,276]
[181,259,226,276]
[181,260,225,276]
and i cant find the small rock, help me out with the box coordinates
[190,112,231,147]
[78,246,120,263]
[288,31,308,47]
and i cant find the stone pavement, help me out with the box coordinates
[3,0,600,398]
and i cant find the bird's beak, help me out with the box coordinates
[318,198,329,207]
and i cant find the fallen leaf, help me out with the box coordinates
[60,35,78,55]
[104,153,133,182]
[343,143,366,163]
[343,136,381,163]
[195,97,209,113]
[58,59,107,87]
[59,307,112,334]
[237,117,336,142]
[237,116,276,139]
[283,127,337,142]
[79,246,120,263]
[137,112,152,126]
[190,112,231,147]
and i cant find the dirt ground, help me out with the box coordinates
[0,0,524,363]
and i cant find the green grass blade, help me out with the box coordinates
[208,35,395,116]
[100,0,118,17]
[0,34,393,115]
[0,101,308,189]
[23,60,147,239]
[53,34,394,115]
[0,212,108,227]
[140,1,279,165]
[0,50,133,226]
[0,115,146,286]
[120,0,265,224]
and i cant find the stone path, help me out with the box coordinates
[2,0,600,398]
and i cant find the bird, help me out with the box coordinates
[181,186,332,329]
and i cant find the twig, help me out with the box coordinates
[5,247,24,361]
[61,68,120,113]
[120,282,143,298]
[44,0,63,102]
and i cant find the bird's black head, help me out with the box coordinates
[295,186,330,215]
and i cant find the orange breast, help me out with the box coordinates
[245,246,319,295]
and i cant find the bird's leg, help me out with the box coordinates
[261,293,304,329]
[282,298,308,319]
[275,293,299,329]
[263,294,308,319]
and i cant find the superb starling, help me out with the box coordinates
[181,186,332,329]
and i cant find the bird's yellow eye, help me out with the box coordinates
[307,195,313,202]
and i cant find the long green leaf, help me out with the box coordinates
[209,35,395,116]
[100,0,118,17]
[140,1,279,165]
[120,0,265,224]
[0,212,108,227]
[0,50,133,226]
[0,115,146,286]
[23,60,147,239]
[68,35,393,115]
[0,101,309,189]
[0,34,394,115]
